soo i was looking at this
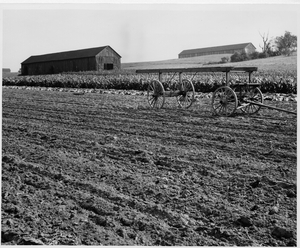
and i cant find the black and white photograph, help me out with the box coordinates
[1,0,298,246]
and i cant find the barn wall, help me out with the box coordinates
[244,44,256,54]
[179,44,256,58]
[95,47,121,71]
[179,49,245,58]
[22,57,96,75]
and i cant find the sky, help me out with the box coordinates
[1,2,299,72]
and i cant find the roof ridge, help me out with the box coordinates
[22,45,121,64]
[28,45,108,58]
[179,42,254,55]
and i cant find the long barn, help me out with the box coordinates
[21,46,121,75]
[179,43,256,58]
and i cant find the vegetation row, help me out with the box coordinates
[2,70,297,94]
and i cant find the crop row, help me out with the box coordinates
[2,70,297,94]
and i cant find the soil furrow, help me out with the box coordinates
[2,88,296,246]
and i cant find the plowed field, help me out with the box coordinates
[2,88,297,246]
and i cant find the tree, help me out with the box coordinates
[274,31,297,56]
[221,57,229,63]
[230,51,249,62]
[259,32,272,56]
[249,51,259,60]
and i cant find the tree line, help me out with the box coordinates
[230,31,297,63]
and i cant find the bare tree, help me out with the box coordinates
[259,32,272,56]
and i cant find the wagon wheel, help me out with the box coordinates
[241,87,264,114]
[176,79,195,108]
[147,79,165,109]
[212,86,238,116]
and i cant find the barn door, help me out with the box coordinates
[104,63,114,70]
[23,66,28,75]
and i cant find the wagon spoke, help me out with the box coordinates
[246,105,253,114]
[176,79,195,108]
[225,105,229,115]
[250,104,258,113]
[219,105,226,115]
[148,96,156,107]
[182,95,192,108]
[149,83,155,93]
[153,99,157,108]
[214,103,223,111]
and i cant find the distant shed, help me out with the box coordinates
[2,68,11,73]
[21,46,121,75]
[179,43,256,58]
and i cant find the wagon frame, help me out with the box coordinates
[136,66,296,116]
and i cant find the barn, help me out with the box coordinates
[21,46,121,75]
[178,43,256,58]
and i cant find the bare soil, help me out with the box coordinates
[2,88,297,246]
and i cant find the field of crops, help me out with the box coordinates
[2,87,297,246]
[2,69,297,94]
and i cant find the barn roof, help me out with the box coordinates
[179,42,255,55]
[22,46,121,64]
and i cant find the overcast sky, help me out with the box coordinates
[1,2,299,72]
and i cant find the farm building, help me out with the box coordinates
[178,42,256,58]
[21,46,121,75]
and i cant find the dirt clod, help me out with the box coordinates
[286,190,296,198]
[271,226,294,239]
[249,179,261,188]
[18,237,45,245]
[269,206,279,215]
[236,216,253,227]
